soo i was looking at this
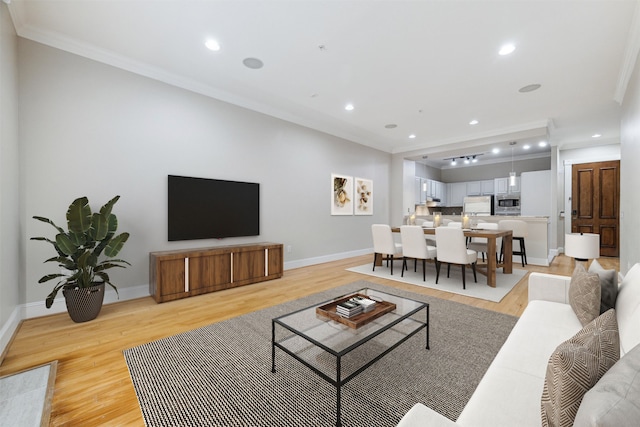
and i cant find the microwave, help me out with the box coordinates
[497,197,520,208]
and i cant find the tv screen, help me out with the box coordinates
[168,175,260,241]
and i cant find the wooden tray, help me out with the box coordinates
[316,293,396,329]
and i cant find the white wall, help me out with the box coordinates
[0,3,21,350]
[18,39,392,312]
[621,51,640,274]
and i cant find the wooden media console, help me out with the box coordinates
[149,242,283,303]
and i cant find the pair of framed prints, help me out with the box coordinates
[331,173,373,216]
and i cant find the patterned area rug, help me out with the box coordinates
[124,281,518,426]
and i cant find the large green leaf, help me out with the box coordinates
[55,233,78,256]
[66,197,92,234]
[90,213,109,241]
[32,216,65,234]
[68,231,87,247]
[38,273,66,284]
[99,195,120,218]
[104,232,129,257]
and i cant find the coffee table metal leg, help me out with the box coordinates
[336,355,342,427]
[271,320,276,373]
[426,305,430,350]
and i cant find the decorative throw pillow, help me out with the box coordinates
[541,309,620,427]
[574,343,640,426]
[588,259,618,314]
[569,263,601,326]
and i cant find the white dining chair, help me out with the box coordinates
[371,224,403,275]
[400,225,437,281]
[435,227,478,289]
[467,222,500,263]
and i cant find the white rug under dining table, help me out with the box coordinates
[346,261,527,302]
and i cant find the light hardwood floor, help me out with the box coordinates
[0,254,619,426]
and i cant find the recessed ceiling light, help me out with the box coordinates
[538,141,547,147]
[472,157,478,163]
[243,57,264,69]
[492,148,500,154]
[409,134,416,139]
[205,39,221,51]
[469,119,479,125]
[344,103,354,111]
[464,158,470,164]
[499,43,516,56]
[523,144,531,150]
[385,124,397,129]
[451,159,457,166]
[592,133,602,138]
[519,84,541,93]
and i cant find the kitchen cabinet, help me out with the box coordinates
[414,177,422,205]
[449,182,467,206]
[466,181,482,196]
[434,181,446,202]
[481,179,495,195]
[495,177,520,194]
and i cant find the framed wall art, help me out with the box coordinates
[354,177,373,215]
[331,174,353,215]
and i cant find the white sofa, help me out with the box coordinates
[397,263,640,427]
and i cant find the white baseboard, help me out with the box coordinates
[0,306,21,360]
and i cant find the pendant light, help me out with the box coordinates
[509,141,517,186]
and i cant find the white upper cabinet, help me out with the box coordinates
[466,181,482,196]
[449,182,467,206]
[481,179,495,195]
[495,176,520,194]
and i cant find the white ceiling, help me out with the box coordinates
[6,0,640,168]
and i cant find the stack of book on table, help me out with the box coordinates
[336,296,376,318]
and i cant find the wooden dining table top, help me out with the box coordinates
[391,226,513,239]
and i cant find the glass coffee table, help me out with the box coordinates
[271,288,429,426]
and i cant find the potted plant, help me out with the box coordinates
[31,195,130,322]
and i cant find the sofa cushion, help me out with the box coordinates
[574,343,640,426]
[588,259,618,314]
[540,309,619,427]
[568,263,601,326]
[615,263,640,355]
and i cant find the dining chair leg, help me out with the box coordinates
[462,264,466,289]
[390,255,395,275]
[401,257,407,277]
[414,258,417,272]
[422,259,426,281]
[472,262,477,282]
[435,260,441,284]
[447,263,451,278]
[372,253,378,271]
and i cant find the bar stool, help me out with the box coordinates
[499,220,528,267]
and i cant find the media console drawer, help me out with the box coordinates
[149,243,283,303]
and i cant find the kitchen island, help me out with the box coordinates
[409,215,551,266]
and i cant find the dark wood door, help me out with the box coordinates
[571,160,620,257]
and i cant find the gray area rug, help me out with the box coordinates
[124,281,518,426]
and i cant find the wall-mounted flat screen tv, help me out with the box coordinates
[168,175,260,241]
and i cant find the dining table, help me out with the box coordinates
[387,226,513,288]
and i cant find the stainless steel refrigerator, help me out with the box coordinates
[463,195,494,216]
